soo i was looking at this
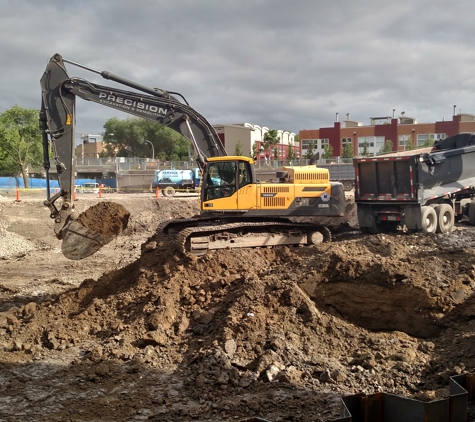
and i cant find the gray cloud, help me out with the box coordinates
[2,0,475,138]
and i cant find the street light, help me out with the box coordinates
[143,140,155,160]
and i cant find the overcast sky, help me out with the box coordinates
[3,0,475,142]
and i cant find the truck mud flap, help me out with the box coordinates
[330,372,475,422]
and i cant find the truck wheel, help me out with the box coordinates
[162,187,176,197]
[421,206,437,233]
[434,204,454,233]
[343,182,353,191]
[469,200,475,225]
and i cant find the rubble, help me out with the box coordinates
[1,195,475,421]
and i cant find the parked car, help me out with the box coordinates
[81,183,100,193]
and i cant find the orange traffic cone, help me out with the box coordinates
[155,186,159,198]
[15,188,20,202]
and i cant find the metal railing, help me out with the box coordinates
[30,156,358,177]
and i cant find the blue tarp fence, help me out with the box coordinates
[0,177,115,189]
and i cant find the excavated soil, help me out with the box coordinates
[77,202,130,236]
[1,193,475,421]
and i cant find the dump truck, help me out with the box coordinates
[318,163,355,191]
[354,133,475,234]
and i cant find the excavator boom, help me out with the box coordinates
[40,53,227,260]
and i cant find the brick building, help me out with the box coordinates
[75,134,104,160]
[299,112,475,158]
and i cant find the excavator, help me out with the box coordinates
[40,53,346,259]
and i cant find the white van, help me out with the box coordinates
[81,183,100,193]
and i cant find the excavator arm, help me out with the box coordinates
[40,53,226,170]
[39,53,227,259]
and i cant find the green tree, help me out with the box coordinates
[342,143,354,159]
[251,143,259,160]
[305,140,315,159]
[263,129,280,158]
[322,144,333,159]
[361,140,370,157]
[234,140,243,156]
[405,135,417,151]
[421,135,434,148]
[0,105,42,187]
[102,117,190,160]
[379,139,393,155]
[287,140,296,160]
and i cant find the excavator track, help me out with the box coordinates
[166,220,331,257]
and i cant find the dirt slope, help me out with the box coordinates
[1,194,475,421]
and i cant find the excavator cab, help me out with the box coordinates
[202,157,254,202]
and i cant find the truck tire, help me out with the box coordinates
[162,187,176,197]
[469,200,475,225]
[421,206,437,233]
[343,181,354,191]
[434,204,454,233]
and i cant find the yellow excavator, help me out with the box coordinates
[40,53,346,259]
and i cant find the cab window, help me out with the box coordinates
[204,161,237,200]
[237,161,251,187]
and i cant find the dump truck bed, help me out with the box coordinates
[354,145,475,203]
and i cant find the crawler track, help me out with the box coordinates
[160,218,331,256]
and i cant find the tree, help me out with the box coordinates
[322,144,333,159]
[305,140,315,159]
[405,135,417,151]
[0,105,42,187]
[379,140,393,155]
[342,143,354,159]
[287,140,296,161]
[102,117,190,160]
[234,140,243,156]
[361,140,370,157]
[421,135,434,148]
[251,143,259,160]
[263,129,280,158]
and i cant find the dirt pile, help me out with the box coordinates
[1,196,475,421]
[77,202,130,236]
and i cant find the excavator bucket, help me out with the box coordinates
[60,202,130,260]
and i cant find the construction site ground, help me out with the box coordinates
[2,191,475,421]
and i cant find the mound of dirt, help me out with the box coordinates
[2,195,475,421]
[77,201,130,236]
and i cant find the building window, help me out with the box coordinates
[342,137,352,147]
[417,133,446,146]
[358,136,385,155]
[399,134,412,147]
[301,139,317,149]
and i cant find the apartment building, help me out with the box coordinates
[299,113,475,158]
